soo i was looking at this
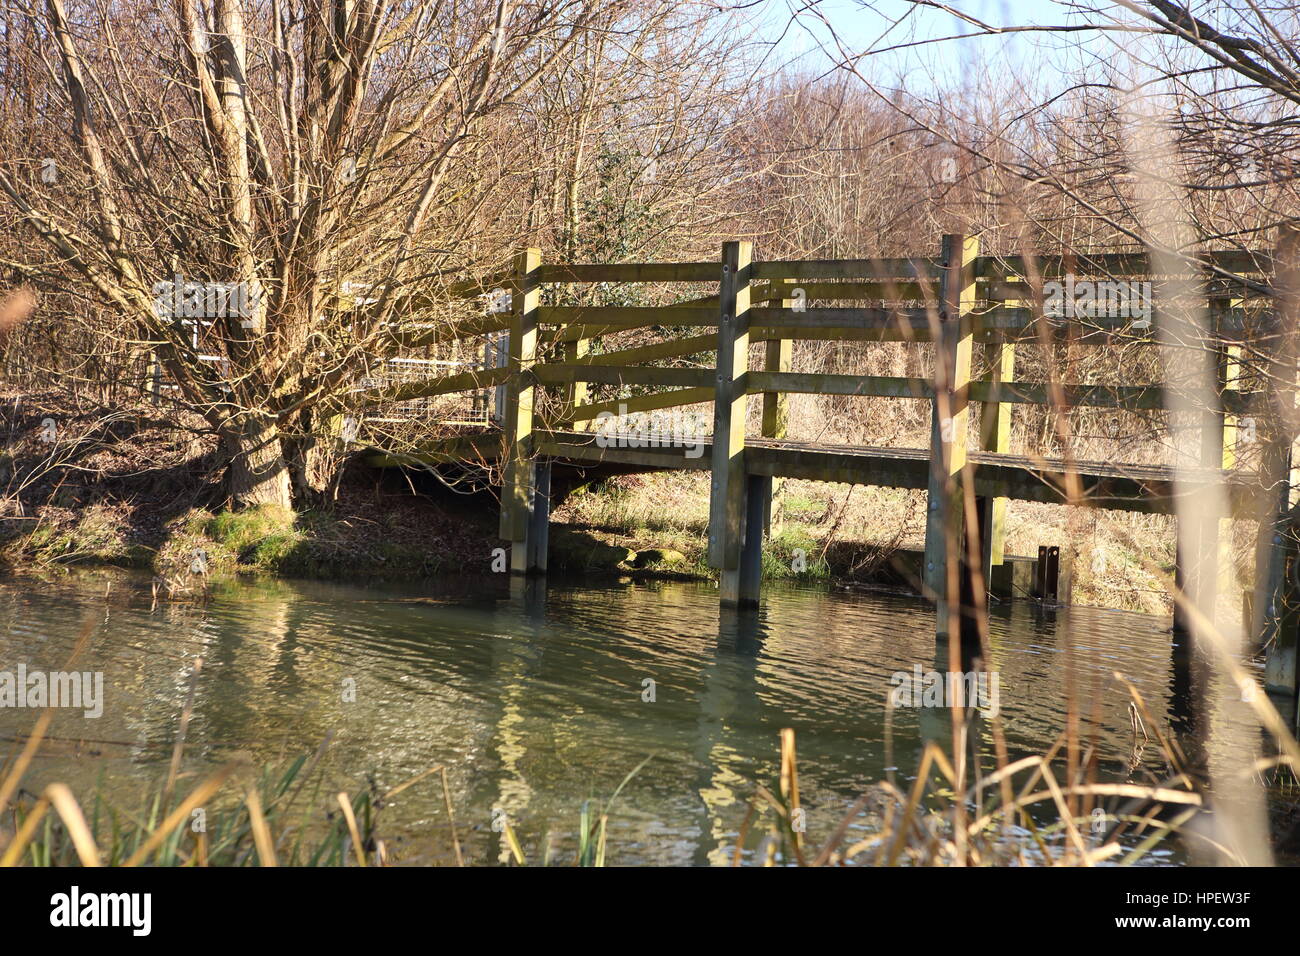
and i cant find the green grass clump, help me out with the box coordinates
[206,504,298,558]
[6,505,143,568]
[762,524,830,580]
[5,753,380,867]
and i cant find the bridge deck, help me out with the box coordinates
[367,428,1259,515]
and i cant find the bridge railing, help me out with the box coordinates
[355,233,1299,659]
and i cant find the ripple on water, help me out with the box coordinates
[0,572,1260,865]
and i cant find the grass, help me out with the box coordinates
[2,504,144,569]
[149,505,452,582]
[205,503,298,560]
[762,524,831,580]
[732,724,1204,866]
[0,717,1223,867]
[3,753,379,867]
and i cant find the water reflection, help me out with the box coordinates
[0,570,1265,865]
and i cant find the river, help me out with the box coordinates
[0,570,1264,865]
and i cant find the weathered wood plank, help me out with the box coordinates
[753,258,942,281]
[499,249,541,553]
[978,341,1015,568]
[746,371,933,399]
[538,262,719,283]
[538,306,718,326]
[567,387,714,422]
[751,280,935,303]
[735,373,1256,411]
[566,334,717,367]
[924,233,978,639]
[709,241,751,576]
[357,364,511,404]
[977,249,1270,280]
[761,282,795,532]
[749,306,931,331]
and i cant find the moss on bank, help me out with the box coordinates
[2,498,493,584]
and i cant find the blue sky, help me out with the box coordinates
[745,0,1114,90]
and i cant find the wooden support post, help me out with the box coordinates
[499,248,542,574]
[977,340,1015,572]
[561,338,589,427]
[1260,226,1300,697]
[738,475,770,606]
[709,241,753,598]
[1256,227,1299,657]
[923,234,978,638]
[527,458,551,574]
[761,280,794,534]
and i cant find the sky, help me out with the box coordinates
[745,0,1119,92]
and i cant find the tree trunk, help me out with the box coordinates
[281,408,341,505]
[223,422,292,509]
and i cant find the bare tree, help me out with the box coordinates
[0,0,654,507]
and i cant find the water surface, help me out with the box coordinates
[0,571,1260,865]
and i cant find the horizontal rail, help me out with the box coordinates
[357,365,509,404]
[752,280,935,303]
[977,250,1272,280]
[566,334,717,367]
[746,307,1265,344]
[666,293,720,309]
[538,262,718,283]
[537,306,718,326]
[565,386,714,420]
[752,258,942,281]
[749,307,932,334]
[738,372,1262,411]
[986,279,1271,303]
[535,364,713,389]
[747,371,933,399]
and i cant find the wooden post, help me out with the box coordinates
[1260,226,1300,693]
[761,280,794,534]
[560,322,589,427]
[527,458,552,574]
[499,248,542,574]
[736,474,770,607]
[923,234,978,638]
[709,241,753,605]
[977,340,1015,572]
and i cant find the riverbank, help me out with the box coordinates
[0,388,1239,618]
[0,388,848,588]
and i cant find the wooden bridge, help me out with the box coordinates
[354,232,1300,703]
